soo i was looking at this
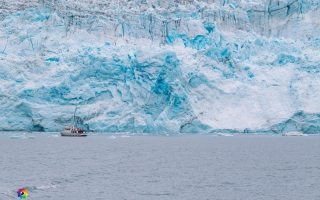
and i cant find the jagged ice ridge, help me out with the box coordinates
[0,0,320,133]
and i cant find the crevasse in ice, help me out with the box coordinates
[0,0,319,133]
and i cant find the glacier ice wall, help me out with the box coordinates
[0,0,320,133]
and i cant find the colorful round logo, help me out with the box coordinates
[17,188,28,199]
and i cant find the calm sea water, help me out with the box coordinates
[0,133,319,200]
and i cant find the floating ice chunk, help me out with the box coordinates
[9,135,22,139]
[282,132,308,136]
[49,135,59,137]
[217,133,234,137]
[120,135,130,138]
[9,134,28,139]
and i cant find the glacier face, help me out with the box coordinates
[0,0,320,133]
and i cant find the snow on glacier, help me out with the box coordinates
[0,0,320,133]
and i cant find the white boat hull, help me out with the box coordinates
[60,131,87,137]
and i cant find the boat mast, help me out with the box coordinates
[73,106,78,128]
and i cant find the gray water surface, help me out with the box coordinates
[1,133,319,200]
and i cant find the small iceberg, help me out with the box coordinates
[282,132,308,136]
[217,133,234,136]
[120,135,130,138]
[10,133,28,139]
[27,136,35,139]
[109,135,116,139]
[49,135,59,137]
[9,135,22,139]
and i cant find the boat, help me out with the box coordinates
[282,132,308,136]
[60,107,87,137]
[60,126,87,137]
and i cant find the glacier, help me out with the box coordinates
[0,0,320,133]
